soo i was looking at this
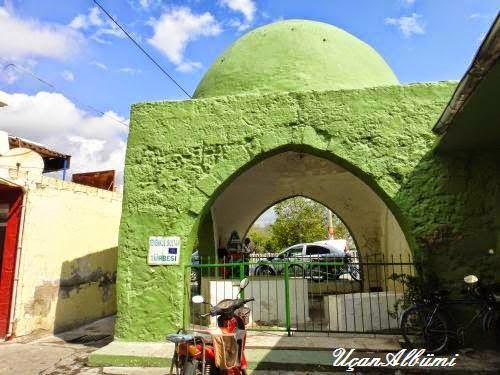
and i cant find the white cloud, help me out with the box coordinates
[118,67,142,75]
[219,0,256,22]
[402,0,416,5]
[0,6,82,61]
[127,0,161,11]
[469,13,489,20]
[385,13,425,37]
[139,0,159,9]
[0,90,128,182]
[70,7,102,30]
[254,207,276,227]
[70,7,124,44]
[61,70,75,81]
[69,7,103,29]
[148,7,221,71]
[68,14,87,29]
[91,61,108,70]
[228,18,251,31]
[176,61,202,73]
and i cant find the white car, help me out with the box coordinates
[254,239,360,281]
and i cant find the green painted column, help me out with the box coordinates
[197,210,216,261]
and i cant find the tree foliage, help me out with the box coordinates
[270,197,328,251]
[248,197,355,253]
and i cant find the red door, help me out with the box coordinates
[0,185,23,339]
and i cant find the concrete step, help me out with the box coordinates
[88,339,500,373]
[245,333,400,352]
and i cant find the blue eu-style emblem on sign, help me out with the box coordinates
[148,236,181,265]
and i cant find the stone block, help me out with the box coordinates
[323,292,403,332]
[199,277,310,327]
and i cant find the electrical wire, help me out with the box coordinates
[0,60,130,128]
[92,0,192,98]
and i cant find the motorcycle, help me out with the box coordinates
[167,278,254,374]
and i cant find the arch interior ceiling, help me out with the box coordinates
[211,151,410,258]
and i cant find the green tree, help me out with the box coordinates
[248,226,282,253]
[332,215,350,241]
[247,227,270,253]
[270,197,328,251]
[248,197,355,253]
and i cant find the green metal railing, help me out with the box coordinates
[186,254,415,336]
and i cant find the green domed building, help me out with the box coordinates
[194,20,398,98]
[90,18,500,367]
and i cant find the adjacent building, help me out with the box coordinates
[0,129,122,339]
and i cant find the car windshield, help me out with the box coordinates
[280,246,302,258]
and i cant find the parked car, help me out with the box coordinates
[253,239,360,281]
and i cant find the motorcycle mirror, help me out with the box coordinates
[239,278,249,290]
[192,295,205,304]
[464,275,479,284]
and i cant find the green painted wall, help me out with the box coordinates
[197,210,215,259]
[115,82,498,341]
[396,150,500,283]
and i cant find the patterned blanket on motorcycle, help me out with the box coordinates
[212,333,239,370]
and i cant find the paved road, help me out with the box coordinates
[1,316,499,374]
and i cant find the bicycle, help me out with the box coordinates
[400,274,500,353]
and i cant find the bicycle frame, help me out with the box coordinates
[422,298,495,343]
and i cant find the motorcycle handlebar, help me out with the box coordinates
[201,297,255,318]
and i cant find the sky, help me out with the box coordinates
[0,0,498,185]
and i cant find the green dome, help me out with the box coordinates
[193,20,399,98]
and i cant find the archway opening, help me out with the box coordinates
[247,195,358,255]
[189,149,414,334]
[196,150,410,262]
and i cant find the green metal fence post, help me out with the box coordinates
[284,264,291,336]
[240,262,245,280]
[183,265,190,331]
[240,262,245,298]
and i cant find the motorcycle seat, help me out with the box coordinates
[166,333,195,343]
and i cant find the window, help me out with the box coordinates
[285,245,303,258]
[306,245,330,256]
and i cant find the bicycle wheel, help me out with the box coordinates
[401,305,449,353]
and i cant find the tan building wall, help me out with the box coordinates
[8,175,121,337]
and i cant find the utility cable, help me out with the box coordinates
[0,60,129,128]
[92,0,192,98]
